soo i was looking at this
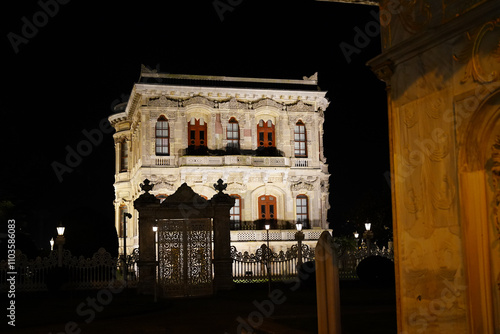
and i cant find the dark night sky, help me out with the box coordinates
[2,0,389,249]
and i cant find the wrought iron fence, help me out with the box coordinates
[1,242,394,292]
[0,248,140,292]
[231,244,315,283]
[337,243,394,280]
[231,242,394,282]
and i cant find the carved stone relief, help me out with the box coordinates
[148,95,179,107]
[454,17,500,84]
[490,136,500,238]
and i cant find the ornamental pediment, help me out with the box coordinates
[219,97,248,110]
[287,100,315,112]
[182,95,216,108]
[252,98,283,110]
[148,96,179,107]
[291,182,315,192]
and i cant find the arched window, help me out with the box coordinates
[120,140,128,172]
[257,119,275,147]
[296,195,309,226]
[294,121,307,157]
[188,117,207,149]
[227,117,240,149]
[230,195,241,229]
[258,195,277,220]
[155,116,169,155]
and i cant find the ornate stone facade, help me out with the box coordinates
[367,1,500,333]
[322,0,500,332]
[108,71,331,258]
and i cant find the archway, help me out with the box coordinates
[458,89,500,332]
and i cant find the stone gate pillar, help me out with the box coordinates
[133,179,159,294]
[211,179,235,291]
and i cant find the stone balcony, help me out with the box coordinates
[144,155,319,168]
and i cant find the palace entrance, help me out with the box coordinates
[157,218,213,297]
[134,179,235,298]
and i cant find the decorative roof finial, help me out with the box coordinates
[214,179,227,193]
[140,179,154,194]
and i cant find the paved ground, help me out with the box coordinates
[3,281,396,333]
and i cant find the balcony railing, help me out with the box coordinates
[146,155,317,168]
[155,156,176,166]
[292,158,313,167]
[230,228,326,242]
[178,155,290,167]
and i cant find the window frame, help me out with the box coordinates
[294,120,307,158]
[155,115,170,156]
[226,117,240,150]
[296,194,309,226]
[119,139,128,172]
[258,195,277,220]
[230,194,242,229]
[188,118,208,149]
[257,119,275,148]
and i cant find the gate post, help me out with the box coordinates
[315,230,341,334]
[134,179,160,295]
[211,180,235,291]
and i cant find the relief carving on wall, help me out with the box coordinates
[219,97,247,110]
[453,17,500,84]
[287,100,315,113]
[431,175,455,211]
[399,0,432,34]
[490,136,500,238]
[148,95,179,107]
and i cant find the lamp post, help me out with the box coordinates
[55,223,65,267]
[363,221,374,256]
[152,224,158,302]
[295,222,304,270]
[264,222,271,294]
[353,232,359,249]
[123,212,132,282]
[50,238,54,251]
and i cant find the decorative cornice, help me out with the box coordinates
[134,83,328,107]
[108,112,128,126]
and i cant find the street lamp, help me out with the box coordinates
[123,212,132,282]
[55,223,65,267]
[50,238,54,251]
[363,220,374,255]
[295,222,304,270]
[264,222,271,294]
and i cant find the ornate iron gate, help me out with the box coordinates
[157,218,213,297]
